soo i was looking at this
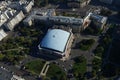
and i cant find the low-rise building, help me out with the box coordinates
[23,9,56,26]
[84,13,107,29]
[67,0,91,8]
[38,29,74,60]
[9,0,34,13]
[90,13,107,29]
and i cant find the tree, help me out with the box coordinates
[91,70,97,77]
[60,74,67,80]
[0,54,5,61]
[94,46,104,57]
[74,56,85,63]
[35,0,44,7]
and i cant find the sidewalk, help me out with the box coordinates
[39,61,50,77]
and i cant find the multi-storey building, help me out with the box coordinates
[23,9,85,33]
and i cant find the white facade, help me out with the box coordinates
[4,11,25,30]
[0,9,16,27]
[0,29,7,41]
[23,0,34,13]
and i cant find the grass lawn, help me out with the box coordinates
[94,45,104,57]
[25,59,45,75]
[73,62,86,74]
[92,58,101,71]
[46,63,66,80]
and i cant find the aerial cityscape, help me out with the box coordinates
[0,0,120,80]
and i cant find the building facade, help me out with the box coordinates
[0,29,7,41]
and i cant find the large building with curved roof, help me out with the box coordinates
[38,29,74,60]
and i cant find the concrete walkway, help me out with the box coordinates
[39,62,50,77]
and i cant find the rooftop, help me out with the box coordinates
[88,13,107,23]
[39,29,70,53]
[23,9,55,22]
[24,9,83,26]
[49,16,83,25]
[8,0,32,10]
[35,9,55,16]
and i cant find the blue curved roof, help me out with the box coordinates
[40,29,70,53]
